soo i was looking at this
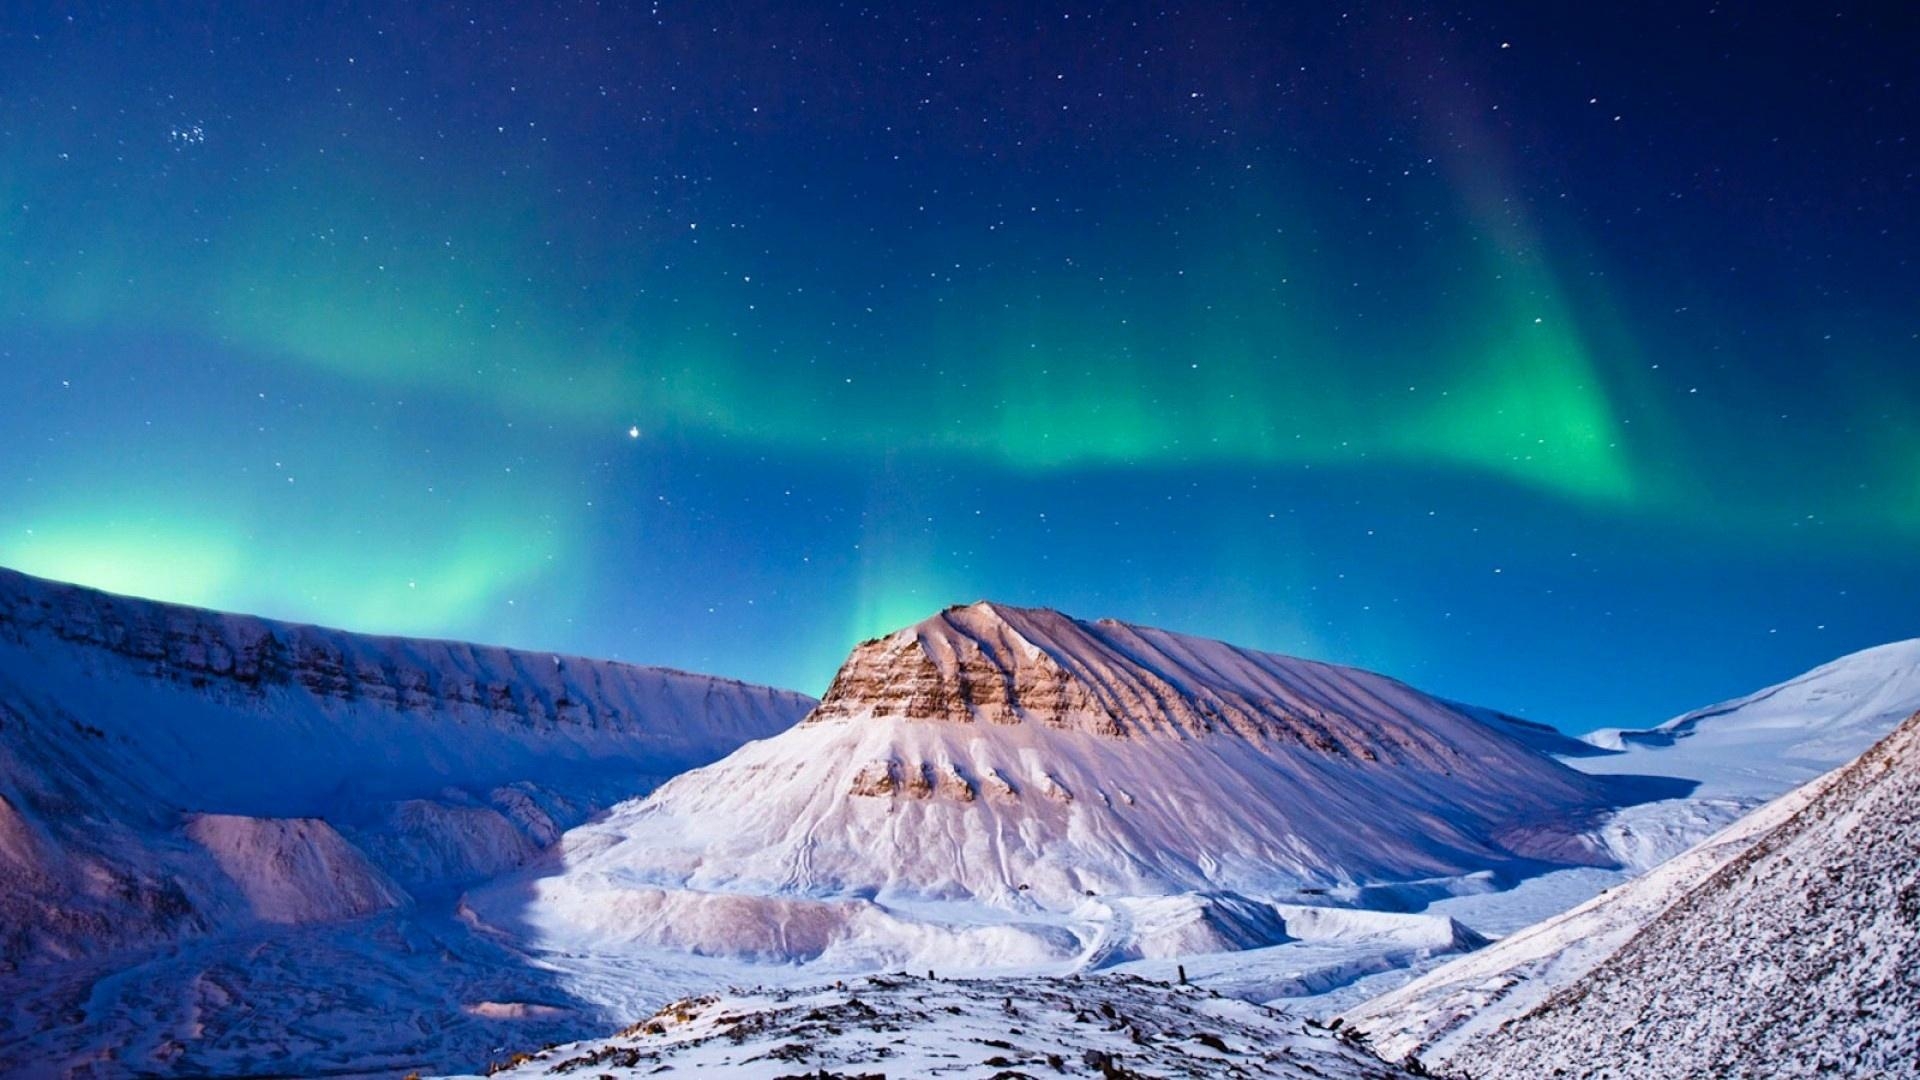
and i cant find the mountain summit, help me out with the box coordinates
[473,603,1667,969]
[816,601,1527,752]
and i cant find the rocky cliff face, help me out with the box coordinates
[811,611,1118,732]
[806,601,1584,783]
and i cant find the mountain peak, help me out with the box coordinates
[812,601,1570,761]
[815,601,1109,731]
[911,600,1075,643]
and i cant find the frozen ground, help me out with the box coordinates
[450,971,1418,1080]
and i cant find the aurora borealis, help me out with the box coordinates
[1,3,1915,729]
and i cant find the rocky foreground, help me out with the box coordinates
[457,972,1417,1080]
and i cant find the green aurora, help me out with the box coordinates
[0,3,1914,728]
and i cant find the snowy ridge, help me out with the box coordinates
[0,567,813,1076]
[1340,762,1836,1066]
[1452,707,1920,1077]
[1563,636,1920,876]
[0,565,812,966]
[451,971,1417,1080]
[0,565,810,812]
[1348,707,1920,1076]
[470,602,1662,972]
[1580,638,1920,796]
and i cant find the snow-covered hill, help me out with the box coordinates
[469,602,1666,973]
[453,971,1417,1080]
[1569,638,1920,873]
[1582,638,1920,796]
[0,566,813,1074]
[1348,707,1920,1076]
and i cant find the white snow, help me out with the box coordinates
[1341,765,1833,1067]
[1557,639,1920,879]
[184,813,406,925]
[465,602,1643,987]
[448,971,1417,1080]
[1581,638,1920,799]
[6,562,1917,1079]
[1336,639,1920,1071]
[1449,707,1920,1077]
[0,566,812,1075]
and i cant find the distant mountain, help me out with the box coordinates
[452,971,1418,1080]
[0,566,811,967]
[1582,638,1920,795]
[470,601,1670,970]
[1347,707,1920,1077]
[1565,638,1920,872]
[0,565,813,1073]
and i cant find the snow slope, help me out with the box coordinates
[1561,637,1920,877]
[1348,707,1920,1075]
[453,971,1417,1080]
[1340,760,1835,1066]
[1449,707,1920,1077]
[0,566,813,1074]
[471,602,1667,973]
[1581,638,1920,798]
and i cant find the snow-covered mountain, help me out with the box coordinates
[1569,637,1920,872]
[455,971,1417,1080]
[0,566,813,1074]
[1350,706,1920,1078]
[9,568,1909,1077]
[469,602,1665,972]
[1583,637,1920,796]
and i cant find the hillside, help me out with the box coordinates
[1349,708,1920,1077]
[0,567,812,1074]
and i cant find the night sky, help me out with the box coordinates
[2,3,1915,731]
